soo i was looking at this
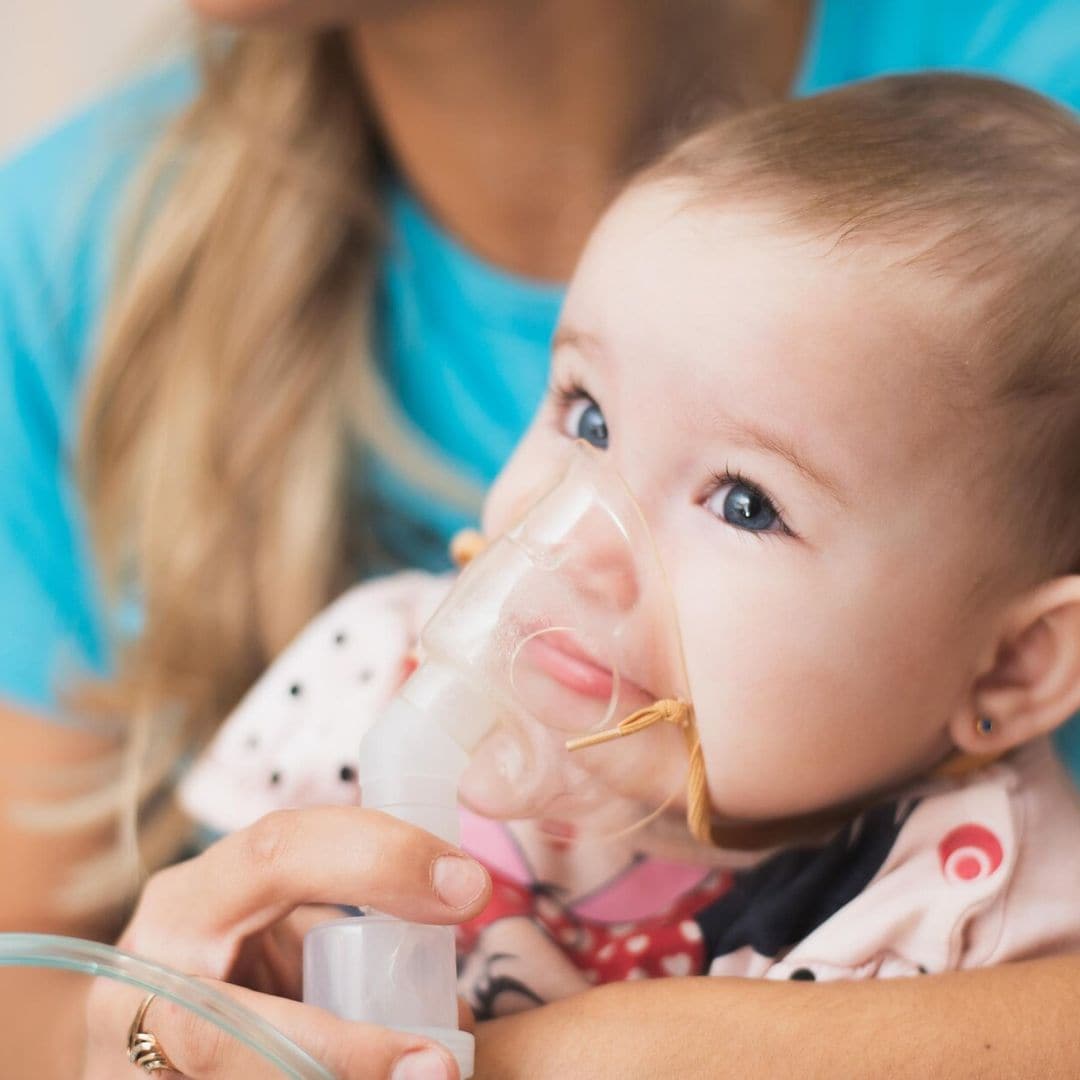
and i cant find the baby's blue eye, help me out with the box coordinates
[706,480,780,532]
[562,396,609,449]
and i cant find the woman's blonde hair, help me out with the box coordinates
[62,28,387,913]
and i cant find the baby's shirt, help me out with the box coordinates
[454,739,1080,1016]
[703,739,1080,980]
[179,572,450,833]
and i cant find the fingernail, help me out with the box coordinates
[391,1047,453,1080]
[431,854,488,909]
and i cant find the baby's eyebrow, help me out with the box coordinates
[730,417,847,505]
[552,326,606,364]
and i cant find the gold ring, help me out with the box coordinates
[127,993,178,1073]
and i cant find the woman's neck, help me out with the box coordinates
[349,0,812,280]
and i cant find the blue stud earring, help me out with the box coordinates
[977,716,994,735]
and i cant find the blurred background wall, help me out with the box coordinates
[1,0,183,156]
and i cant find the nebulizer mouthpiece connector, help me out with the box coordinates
[352,663,494,840]
[303,444,697,1078]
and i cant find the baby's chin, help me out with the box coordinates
[698,755,945,859]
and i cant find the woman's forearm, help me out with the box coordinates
[0,702,129,1076]
[0,969,89,1079]
[475,957,1080,1079]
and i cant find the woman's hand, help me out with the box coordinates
[82,806,490,1079]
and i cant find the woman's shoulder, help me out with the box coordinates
[1,60,196,217]
[0,61,196,408]
[0,63,196,716]
[801,0,1080,111]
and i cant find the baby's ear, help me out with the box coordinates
[951,576,1080,755]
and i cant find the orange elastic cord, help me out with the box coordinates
[450,529,487,568]
[566,699,714,845]
[567,700,1010,853]
[931,749,1006,778]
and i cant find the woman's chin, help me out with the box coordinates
[187,0,445,28]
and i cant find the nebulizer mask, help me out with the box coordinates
[304,442,710,1078]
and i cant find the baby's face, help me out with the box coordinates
[484,180,1020,824]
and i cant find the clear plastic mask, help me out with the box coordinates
[406,442,694,836]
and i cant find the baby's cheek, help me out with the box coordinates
[675,573,905,819]
[673,579,801,812]
[688,658,846,818]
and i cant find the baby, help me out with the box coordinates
[185,73,1080,1017]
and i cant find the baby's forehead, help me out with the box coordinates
[564,180,990,485]
[577,179,972,382]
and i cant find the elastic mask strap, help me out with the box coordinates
[566,699,715,845]
[567,703,1009,853]
[931,750,1006,778]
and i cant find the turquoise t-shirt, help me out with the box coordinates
[2,1,1079,759]
[796,0,1080,99]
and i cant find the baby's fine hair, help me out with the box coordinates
[650,73,1080,577]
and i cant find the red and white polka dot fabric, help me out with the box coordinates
[456,863,731,986]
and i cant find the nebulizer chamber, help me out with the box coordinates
[303,444,693,1078]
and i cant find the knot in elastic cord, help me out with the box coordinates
[565,699,714,845]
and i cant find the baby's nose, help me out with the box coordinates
[559,518,641,616]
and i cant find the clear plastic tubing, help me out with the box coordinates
[0,932,333,1079]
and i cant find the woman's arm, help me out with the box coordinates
[0,700,130,1078]
[0,701,123,936]
[476,959,1080,1079]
